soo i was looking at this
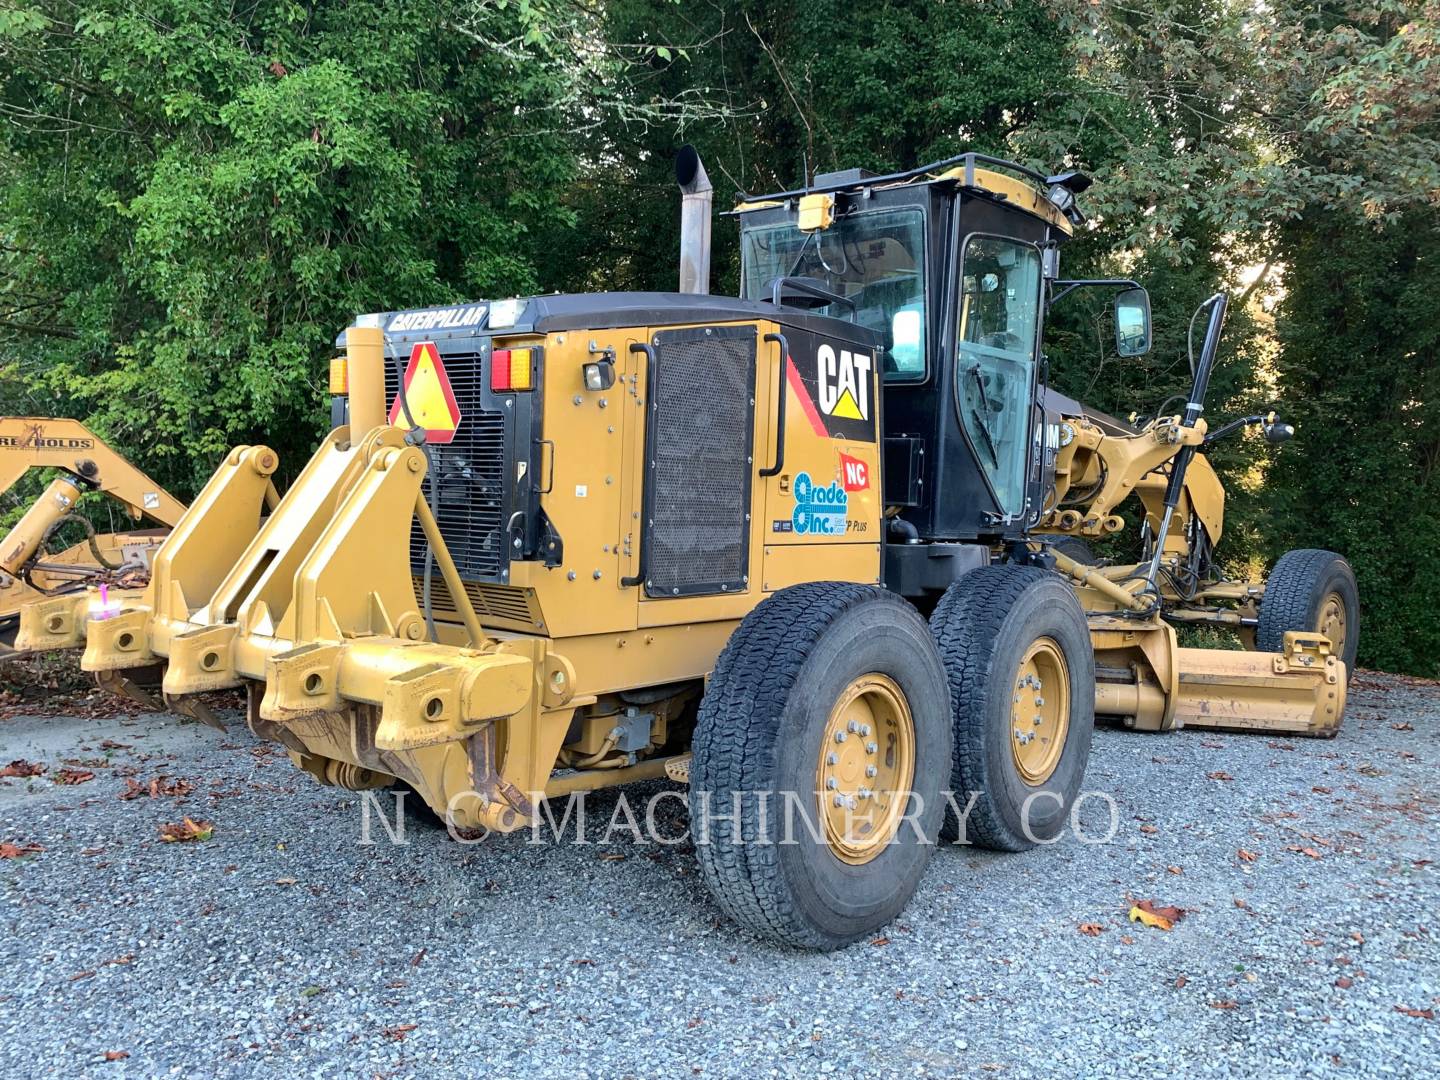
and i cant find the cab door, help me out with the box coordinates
[953,234,1044,522]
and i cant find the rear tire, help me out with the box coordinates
[1050,536,1097,565]
[689,582,950,950]
[1257,549,1359,679]
[930,566,1095,851]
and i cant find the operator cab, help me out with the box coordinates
[733,154,1146,598]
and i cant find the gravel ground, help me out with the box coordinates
[0,668,1436,1079]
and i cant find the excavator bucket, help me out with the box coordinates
[1173,632,1346,738]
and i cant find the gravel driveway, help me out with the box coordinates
[1,667,1436,1078]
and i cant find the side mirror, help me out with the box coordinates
[1262,416,1294,443]
[889,307,923,373]
[1114,287,1152,357]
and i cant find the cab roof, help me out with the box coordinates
[732,151,1080,236]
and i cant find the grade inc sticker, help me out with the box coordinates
[791,471,847,536]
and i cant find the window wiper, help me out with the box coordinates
[966,363,1001,466]
[785,230,818,279]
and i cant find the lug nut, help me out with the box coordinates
[857,787,872,800]
[866,765,878,778]
[834,731,847,744]
[833,794,846,808]
[1035,696,1044,707]
[826,777,838,790]
[1033,714,1043,726]
[826,752,839,766]
[865,741,878,754]
[845,796,859,810]
[858,724,871,737]
[847,720,859,733]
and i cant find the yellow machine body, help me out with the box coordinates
[1,417,186,656]
[82,316,885,831]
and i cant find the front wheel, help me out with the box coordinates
[930,566,1095,851]
[1257,549,1359,679]
[689,582,951,950]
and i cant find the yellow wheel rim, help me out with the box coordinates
[1318,591,1347,654]
[816,674,916,865]
[1010,637,1070,786]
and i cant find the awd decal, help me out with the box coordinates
[784,334,877,442]
[791,472,847,536]
[386,303,488,334]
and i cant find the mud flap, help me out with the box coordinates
[1173,632,1346,738]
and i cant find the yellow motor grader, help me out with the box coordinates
[1,416,185,660]
[58,148,1354,948]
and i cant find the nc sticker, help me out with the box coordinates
[792,472,848,536]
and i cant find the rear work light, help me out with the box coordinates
[490,347,535,392]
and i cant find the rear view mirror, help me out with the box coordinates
[1114,287,1152,357]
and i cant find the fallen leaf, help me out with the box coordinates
[1350,931,1365,943]
[54,768,95,785]
[104,1051,129,1062]
[1312,785,1332,794]
[99,740,131,750]
[158,817,213,842]
[1303,937,1326,946]
[1391,721,1414,731]
[870,936,891,947]
[598,852,625,862]
[1287,845,1323,859]
[1129,898,1186,931]
[0,759,44,778]
[1207,771,1234,781]
[1238,849,1259,862]
[1209,1000,1237,1010]
[1394,1005,1436,1020]
[0,841,43,858]
[411,948,427,967]
[300,986,326,999]
[1167,865,1183,875]
[1174,975,1188,989]
[382,1024,417,1042]
[1077,923,1105,936]
[686,1016,703,1029]
[1120,935,1134,945]
[274,877,298,886]
[269,60,288,77]
[69,970,96,981]
[1335,976,1353,989]
[1139,823,1158,835]
[1234,898,1248,909]
[119,778,146,801]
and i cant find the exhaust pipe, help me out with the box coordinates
[675,145,712,294]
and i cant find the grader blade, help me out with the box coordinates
[1173,632,1345,738]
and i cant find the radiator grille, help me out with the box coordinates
[645,326,756,596]
[384,351,508,582]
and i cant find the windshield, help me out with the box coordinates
[740,207,928,381]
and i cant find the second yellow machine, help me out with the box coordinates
[74,149,1356,948]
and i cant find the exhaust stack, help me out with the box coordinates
[675,145,712,294]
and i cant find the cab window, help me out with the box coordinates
[740,207,928,381]
[954,235,1041,517]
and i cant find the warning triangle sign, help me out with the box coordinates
[388,341,462,443]
[830,388,864,421]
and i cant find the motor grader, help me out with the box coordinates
[57,147,1356,949]
[1,416,185,661]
